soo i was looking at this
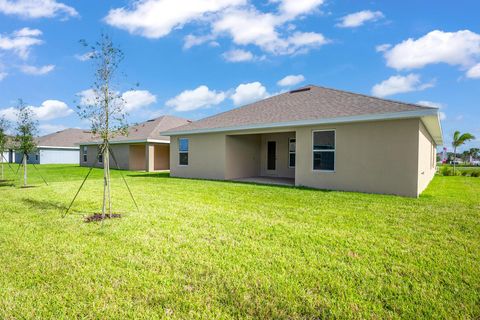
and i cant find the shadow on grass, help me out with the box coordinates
[127,172,170,178]
[22,198,68,211]
[0,180,15,188]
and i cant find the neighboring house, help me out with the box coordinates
[163,85,443,197]
[1,136,15,163]
[15,129,93,164]
[80,115,190,171]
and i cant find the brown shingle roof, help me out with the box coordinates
[37,128,93,148]
[165,85,436,134]
[82,115,191,144]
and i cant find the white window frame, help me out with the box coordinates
[312,129,336,172]
[288,137,296,168]
[83,146,88,162]
[178,138,189,166]
[98,153,103,164]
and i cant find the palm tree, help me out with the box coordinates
[452,131,476,174]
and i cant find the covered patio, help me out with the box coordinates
[233,176,295,186]
[225,130,296,184]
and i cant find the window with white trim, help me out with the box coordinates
[288,138,296,168]
[179,138,189,166]
[313,130,335,171]
[98,153,103,164]
[83,146,88,162]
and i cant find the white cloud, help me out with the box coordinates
[183,34,217,49]
[337,10,384,28]
[121,90,157,112]
[30,100,73,120]
[274,0,324,19]
[222,49,254,62]
[417,100,446,120]
[466,63,480,79]
[382,30,480,75]
[166,85,226,111]
[39,123,68,135]
[13,27,42,37]
[19,64,55,75]
[371,74,434,97]
[78,89,157,113]
[74,51,94,61]
[0,0,78,19]
[375,43,391,52]
[231,81,269,106]
[104,0,245,39]
[106,0,329,56]
[0,99,73,121]
[0,72,7,80]
[0,28,43,59]
[277,74,305,86]
[213,8,328,55]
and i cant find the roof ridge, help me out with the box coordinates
[309,85,436,110]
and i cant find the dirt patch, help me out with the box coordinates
[84,213,122,223]
[20,185,37,189]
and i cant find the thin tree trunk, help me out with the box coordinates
[102,145,108,219]
[105,145,112,217]
[453,147,456,175]
[23,154,27,187]
[1,161,3,180]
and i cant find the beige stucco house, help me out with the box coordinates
[163,86,443,197]
[80,115,190,171]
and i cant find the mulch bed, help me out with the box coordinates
[84,213,122,223]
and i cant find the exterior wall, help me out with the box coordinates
[259,132,295,178]
[110,144,130,169]
[81,142,170,171]
[38,148,79,164]
[154,144,169,170]
[225,134,261,179]
[295,119,420,197]
[417,121,437,194]
[129,144,145,170]
[170,133,226,180]
[1,151,9,163]
[15,151,40,164]
[146,144,155,172]
[80,144,130,170]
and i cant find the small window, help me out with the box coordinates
[313,130,335,171]
[288,138,296,168]
[179,138,189,166]
[35,154,39,161]
[83,146,88,162]
[98,153,103,164]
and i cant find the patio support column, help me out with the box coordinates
[145,143,155,172]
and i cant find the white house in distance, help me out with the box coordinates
[15,129,93,165]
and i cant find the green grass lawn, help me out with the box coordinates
[0,165,479,319]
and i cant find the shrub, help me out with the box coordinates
[439,166,454,176]
[461,171,468,176]
[471,171,480,177]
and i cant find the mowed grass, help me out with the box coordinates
[0,165,479,319]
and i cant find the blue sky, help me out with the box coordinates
[0,0,479,151]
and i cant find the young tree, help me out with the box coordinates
[15,99,39,187]
[77,34,128,218]
[452,131,475,175]
[469,148,479,162]
[0,116,10,181]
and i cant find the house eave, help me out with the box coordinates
[162,109,443,144]
[77,138,170,146]
[37,145,80,150]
